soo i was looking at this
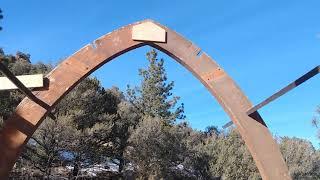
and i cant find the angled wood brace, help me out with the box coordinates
[223,65,320,129]
[0,63,55,120]
[0,20,291,180]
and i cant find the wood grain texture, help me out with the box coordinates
[132,21,166,42]
[0,74,43,90]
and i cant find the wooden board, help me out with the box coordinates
[0,74,43,90]
[132,22,166,42]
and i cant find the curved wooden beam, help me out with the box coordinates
[0,20,290,179]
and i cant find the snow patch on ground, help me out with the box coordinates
[80,161,119,177]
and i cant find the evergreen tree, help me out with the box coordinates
[127,49,185,125]
[204,128,260,179]
[127,49,190,178]
[279,137,320,179]
[22,116,78,178]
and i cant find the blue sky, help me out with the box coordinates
[1,0,319,147]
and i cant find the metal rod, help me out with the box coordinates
[0,62,56,120]
[223,65,320,129]
[222,121,233,129]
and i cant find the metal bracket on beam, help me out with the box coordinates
[223,65,320,129]
[0,62,56,120]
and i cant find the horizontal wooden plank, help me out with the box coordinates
[0,74,43,90]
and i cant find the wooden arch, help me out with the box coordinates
[0,20,290,179]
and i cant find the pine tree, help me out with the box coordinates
[127,49,185,125]
[127,49,188,178]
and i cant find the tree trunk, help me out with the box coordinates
[119,156,125,173]
[73,162,79,177]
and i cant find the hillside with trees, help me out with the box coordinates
[0,49,319,179]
